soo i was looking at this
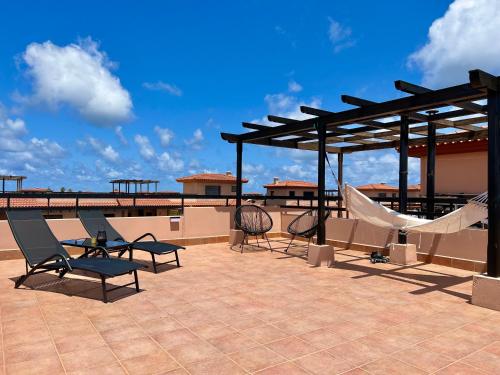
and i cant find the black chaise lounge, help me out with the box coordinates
[7,210,143,303]
[234,204,273,253]
[285,208,331,252]
[78,210,184,273]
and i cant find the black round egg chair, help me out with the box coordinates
[234,205,273,252]
[285,208,331,252]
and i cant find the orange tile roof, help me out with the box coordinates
[176,173,248,183]
[263,180,318,189]
[356,183,420,192]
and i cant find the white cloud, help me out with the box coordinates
[86,137,120,163]
[115,126,128,145]
[134,134,156,160]
[328,18,355,53]
[20,38,133,126]
[288,80,302,93]
[185,128,204,150]
[157,152,184,172]
[409,0,500,87]
[256,93,321,124]
[143,81,182,96]
[154,126,174,147]
[282,164,314,179]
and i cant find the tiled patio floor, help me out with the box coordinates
[1,239,499,375]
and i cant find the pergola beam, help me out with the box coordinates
[395,80,486,114]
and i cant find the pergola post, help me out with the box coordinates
[487,88,500,277]
[317,123,326,245]
[236,140,243,208]
[337,152,343,218]
[426,112,437,219]
[398,114,409,244]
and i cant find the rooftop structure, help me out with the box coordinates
[0,175,26,193]
[110,179,159,193]
[176,172,248,183]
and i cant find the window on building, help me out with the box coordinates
[289,191,296,197]
[231,185,237,193]
[43,214,63,219]
[303,191,314,199]
[270,191,274,196]
[205,185,221,195]
[378,192,387,198]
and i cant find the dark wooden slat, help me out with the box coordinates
[395,80,485,114]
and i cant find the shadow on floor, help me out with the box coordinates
[9,270,141,302]
[334,250,473,301]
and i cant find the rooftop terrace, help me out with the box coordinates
[1,239,499,375]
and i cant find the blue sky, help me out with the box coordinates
[0,0,495,192]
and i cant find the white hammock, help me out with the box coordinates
[344,184,488,234]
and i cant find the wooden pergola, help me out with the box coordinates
[0,175,26,193]
[221,69,500,277]
[110,179,159,193]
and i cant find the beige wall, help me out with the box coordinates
[182,182,236,195]
[266,188,317,197]
[359,189,420,198]
[420,151,487,195]
[281,213,487,263]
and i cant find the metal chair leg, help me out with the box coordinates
[151,253,158,273]
[174,250,180,267]
[100,275,108,303]
[240,233,247,253]
[285,235,295,253]
[256,235,259,246]
[133,270,140,292]
[264,233,273,251]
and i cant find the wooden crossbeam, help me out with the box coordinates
[395,80,486,114]
[340,129,488,153]
[341,94,483,132]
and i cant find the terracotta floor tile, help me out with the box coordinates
[100,324,147,343]
[54,333,107,354]
[462,342,500,374]
[434,362,489,374]
[167,338,221,365]
[266,336,318,360]
[242,324,289,344]
[293,350,356,374]
[5,356,64,375]
[60,346,117,372]
[361,357,426,375]
[153,328,199,350]
[394,346,455,373]
[299,328,346,349]
[229,345,286,372]
[109,337,162,360]
[120,351,179,375]
[255,361,310,374]
[208,331,258,354]
[190,321,236,339]
[138,317,184,335]
[185,356,247,375]
[66,362,126,375]
[3,339,57,365]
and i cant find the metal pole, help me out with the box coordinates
[236,140,243,209]
[488,87,500,277]
[317,123,326,245]
[398,114,409,244]
[426,110,437,219]
[337,152,344,218]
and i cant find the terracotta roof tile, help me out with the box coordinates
[176,173,248,183]
[263,180,318,189]
[356,183,420,192]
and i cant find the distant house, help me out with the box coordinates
[409,138,487,196]
[356,183,420,198]
[176,172,248,195]
[264,178,318,198]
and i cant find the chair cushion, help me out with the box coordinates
[131,241,184,255]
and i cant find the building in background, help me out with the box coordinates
[264,178,318,198]
[356,183,421,198]
[409,138,487,196]
[176,172,248,195]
